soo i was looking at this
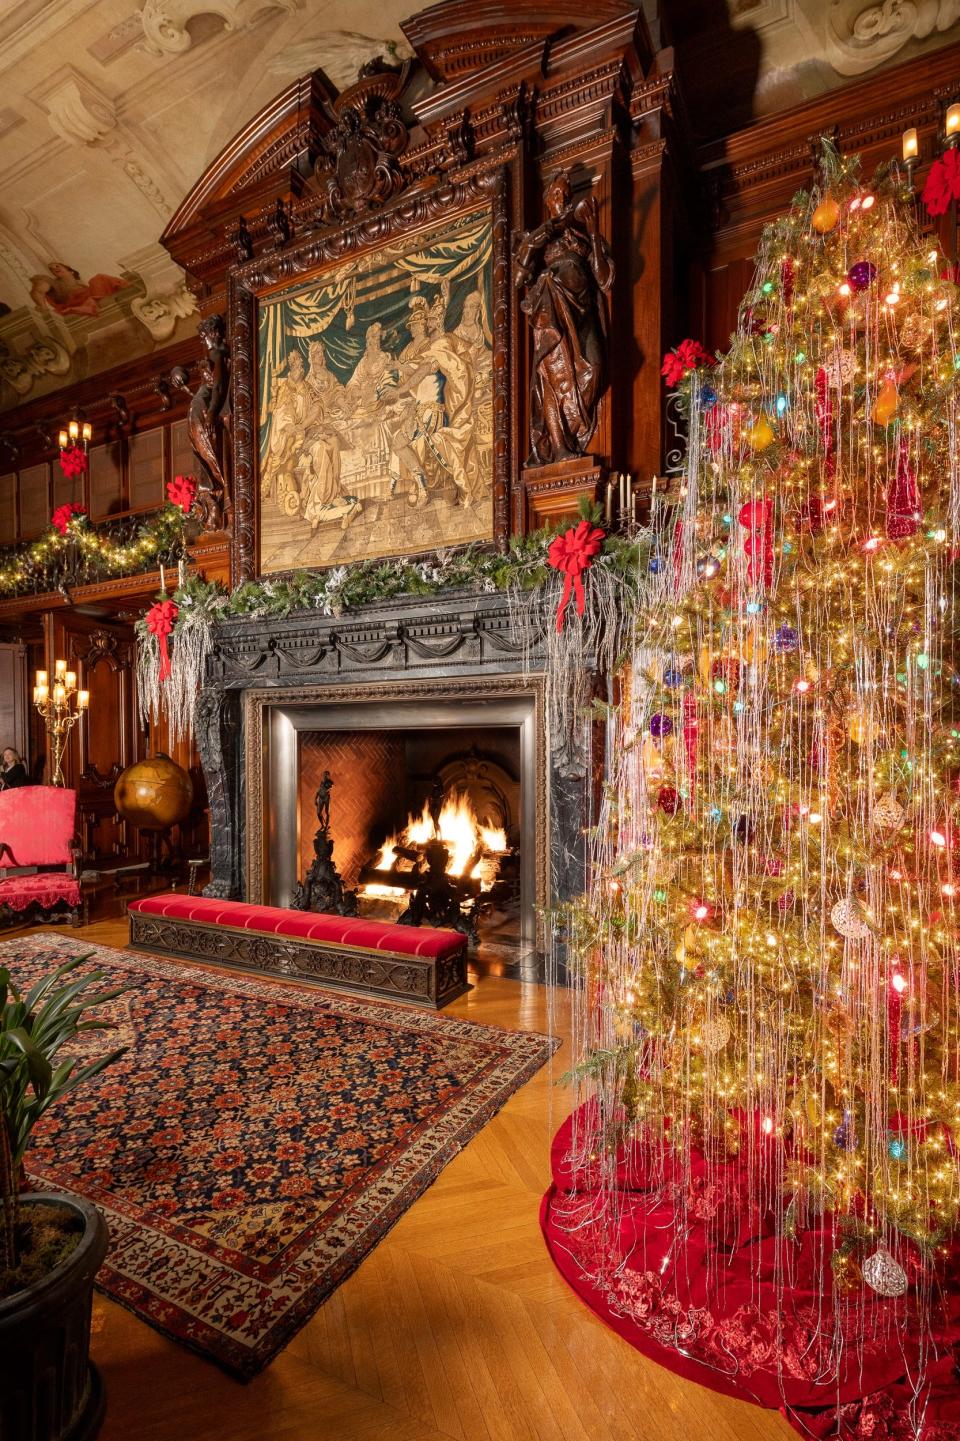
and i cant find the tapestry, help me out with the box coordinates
[257,206,493,574]
[10,935,557,1379]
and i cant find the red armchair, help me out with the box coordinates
[0,786,84,927]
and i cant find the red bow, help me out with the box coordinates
[886,441,920,540]
[51,501,86,535]
[923,149,960,218]
[167,473,197,514]
[58,445,89,481]
[547,520,605,632]
[146,599,179,682]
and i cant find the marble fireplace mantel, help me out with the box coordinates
[194,587,594,941]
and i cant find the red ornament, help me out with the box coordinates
[58,444,88,481]
[711,656,741,688]
[660,338,715,388]
[50,501,86,535]
[657,786,680,816]
[167,473,197,514]
[738,497,774,590]
[547,520,605,632]
[923,150,960,218]
[146,598,179,682]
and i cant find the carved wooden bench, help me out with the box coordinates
[127,894,469,1009]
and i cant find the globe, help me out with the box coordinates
[114,753,194,831]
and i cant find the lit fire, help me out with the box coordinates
[362,791,508,898]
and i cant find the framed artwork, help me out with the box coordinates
[231,184,507,581]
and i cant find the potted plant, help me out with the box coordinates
[0,952,128,1441]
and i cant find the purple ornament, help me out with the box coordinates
[649,713,673,739]
[847,260,877,292]
[774,624,799,653]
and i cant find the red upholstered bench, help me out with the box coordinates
[128,894,469,1009]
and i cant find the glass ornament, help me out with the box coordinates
[847,259,877,291]
[774,624,799,653]
[862,1248,908,1298]
[701,1015,731,1052]
[873,794,906,831]
[649,713,673,739]
[812,195,840,233]
[831,897,872,940]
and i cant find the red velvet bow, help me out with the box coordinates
[51,501,86,535]
[166,473,197,515]
[886,441,920,540]
[146,599,179,682]
[58,445,89,481]
[923,149,960,218]
[547,520,606,632]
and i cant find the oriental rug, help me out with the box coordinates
[7,934,558,1379]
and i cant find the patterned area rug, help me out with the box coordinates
[8,934,558,1379]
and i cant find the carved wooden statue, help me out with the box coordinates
[171,313,231,531]
[514,172,614,466]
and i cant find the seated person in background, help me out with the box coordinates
[0,748,28,789]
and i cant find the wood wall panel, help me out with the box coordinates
[0,642,28,765]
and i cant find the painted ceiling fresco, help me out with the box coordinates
[0,0,412,412]
[1,1,959,411]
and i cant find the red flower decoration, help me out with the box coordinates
[923,150,960,218]
[50,501,87,535]
[167,473,197,514]
[547,519,605,632]
[146,599,179,682]
[58,444,89,480]
[660,339,715,388]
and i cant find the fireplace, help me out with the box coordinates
[248,683,543,952]
[196,587,593,964]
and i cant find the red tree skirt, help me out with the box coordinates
[541,1108,960,1439]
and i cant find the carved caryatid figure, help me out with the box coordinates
[514,172,614,466]
[171,313,231,531]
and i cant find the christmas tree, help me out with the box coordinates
[564,141,960,1324]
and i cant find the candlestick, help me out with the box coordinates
[902,128,918,161]
[34,657,89,786]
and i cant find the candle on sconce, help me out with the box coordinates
[81,421,92,443]
[32,686,40,705]
[35,670,47,688]
[55,659,67,678]
[68,419,79,441]
[77,690,89,711]
[58,430,68,450]
[64,671,76,692]
[53,683,66,705]
[902,127,919,162]
[947,103,960,138]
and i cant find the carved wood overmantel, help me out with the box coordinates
[160,1,694,583]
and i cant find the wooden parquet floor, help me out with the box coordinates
[13,917,792,1441]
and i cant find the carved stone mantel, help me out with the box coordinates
[197,587,593,929]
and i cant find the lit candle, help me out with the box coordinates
[947,103,960,137]
[81,421,92,443]
[64,670,76,691]
[36,683,48,703]
[77,690,89,710]
[32,686,39,704]
[35,670,47,687]
[53,683,66,704]
[55,658,66,677]
[68,419,79,440]
[902,127,918,161]
[58,430,68,450]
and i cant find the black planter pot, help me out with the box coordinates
[0,1193,108,1441]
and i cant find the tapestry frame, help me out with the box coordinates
[228,168,511,585]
